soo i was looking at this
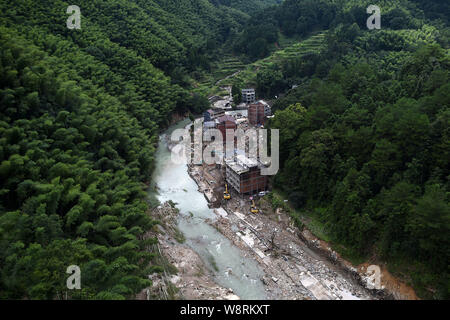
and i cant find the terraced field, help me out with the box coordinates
[193,32,327,97]
[192,55,245,96]
[215,57,246,82]
[225,32,327,87]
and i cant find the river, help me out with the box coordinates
[149,119,267,300]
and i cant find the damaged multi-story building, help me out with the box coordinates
[241,88,256,104]
[225,155,268,195]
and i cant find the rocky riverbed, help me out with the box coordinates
[187,164,376,300]
[139,202,240,300]
[187,159,417,300]
[140,120,418,300]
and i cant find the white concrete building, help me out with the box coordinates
[242,88,256,104]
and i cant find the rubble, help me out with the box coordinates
[186,172,380,300]
[147,121,417,301]
[138,202,241,300]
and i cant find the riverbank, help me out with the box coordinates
[186,141,418,300]
[298,221,419,300]
[267,190,419,300]
[188,161,378,300]
[138,202,240,300]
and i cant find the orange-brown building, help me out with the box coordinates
[248,101,271,126]
[217,115,237,142]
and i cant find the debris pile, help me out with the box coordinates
[139,202,240,300]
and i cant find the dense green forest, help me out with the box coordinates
[0,0,448,300]
[233,0,449,60]
[0,0,273,299]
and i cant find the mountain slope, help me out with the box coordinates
[240,0,449,299]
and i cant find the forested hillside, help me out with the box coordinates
[0,0,269,299]
[246,0,449,299]
[0,0,448,300]
[210,0,281,13]
[234,0,449,60]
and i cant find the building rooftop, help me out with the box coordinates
[225,152,261,176]
[204,121,216,128]
[226,160,249,175]
[258,100,269,106]
[236,154,258,168]
[217,115,236,124]
[250,100,269,107]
